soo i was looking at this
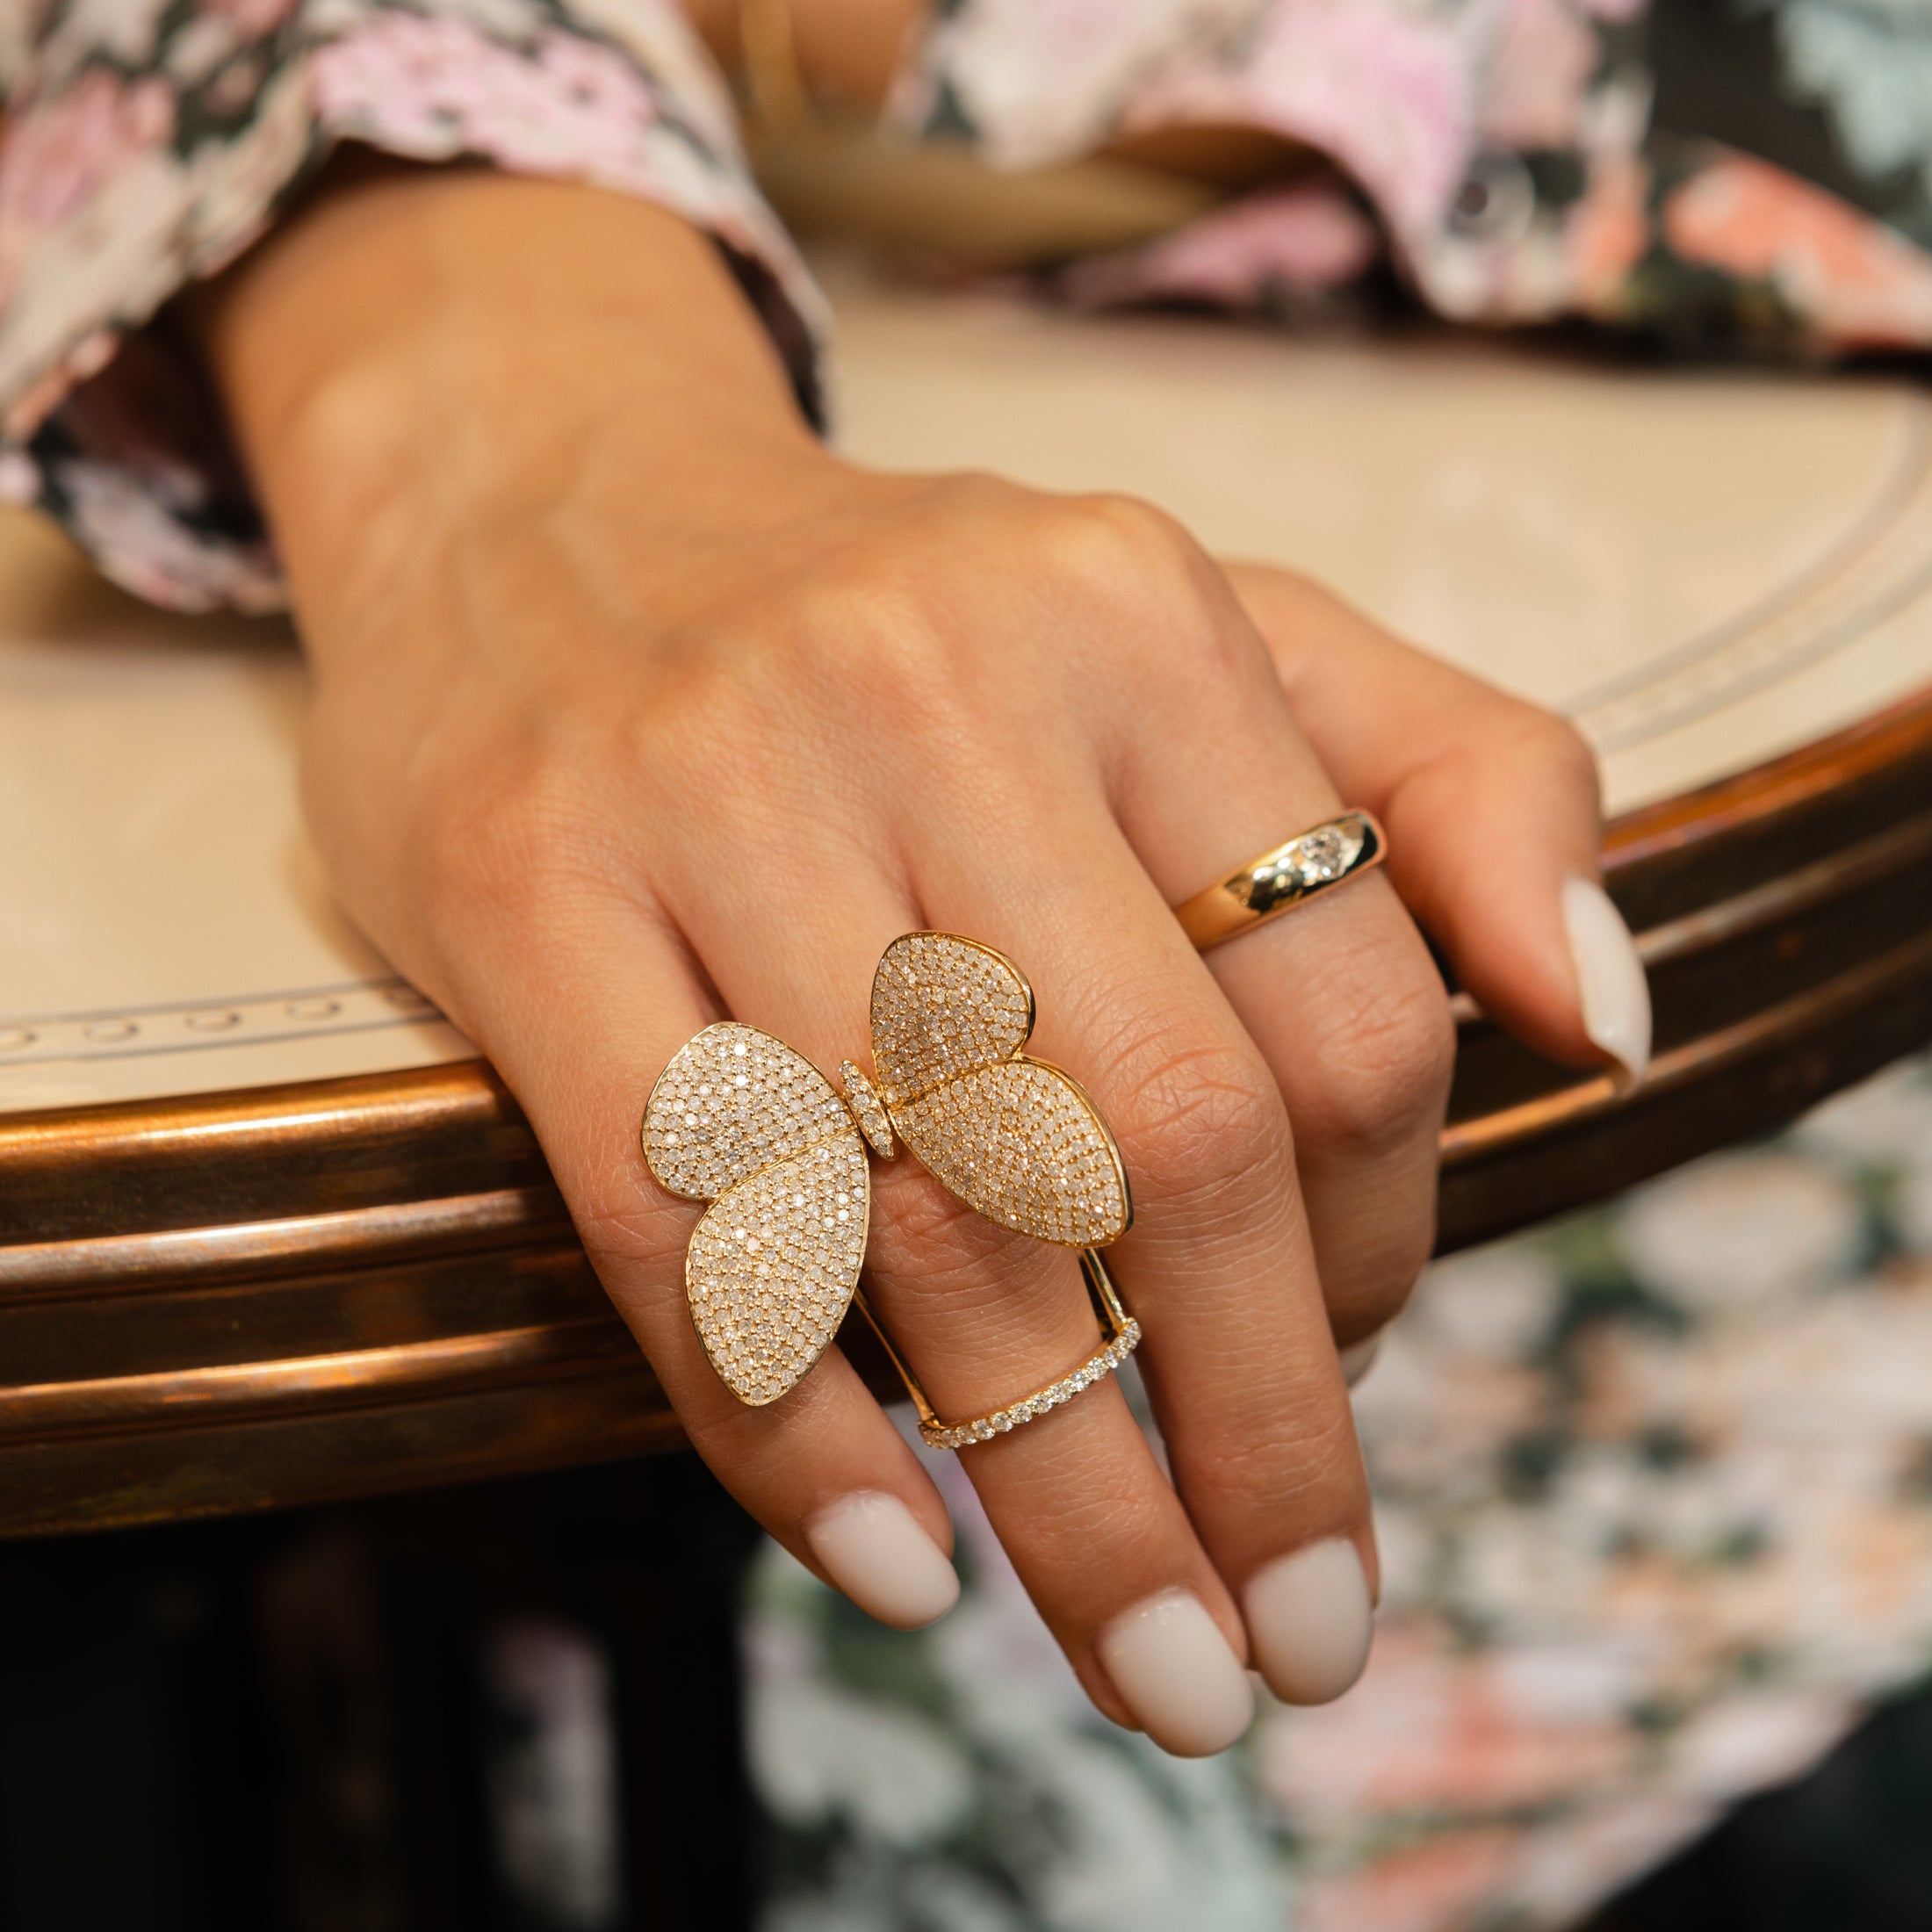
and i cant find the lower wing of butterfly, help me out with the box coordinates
[642,1022,871,1406]
[891,1058,1131,1249]
[688,1139,871,1403]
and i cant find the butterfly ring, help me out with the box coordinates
[640,932,1135,1442]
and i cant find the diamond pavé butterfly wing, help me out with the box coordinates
[641,1022,869,1405]
[869,933,1131,1249]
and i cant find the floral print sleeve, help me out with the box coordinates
[0,0,824,610]
[9,0,1932,611]
[891,0,1932,362]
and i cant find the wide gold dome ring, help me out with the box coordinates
[1172,811,1388,952]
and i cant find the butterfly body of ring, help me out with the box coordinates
[641,932,1132,1411]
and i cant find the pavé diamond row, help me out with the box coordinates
[918,1318,1143,1450]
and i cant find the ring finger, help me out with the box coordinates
[1101,574,1457,1367]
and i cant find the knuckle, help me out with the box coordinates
[1110,1022,1292,1220]
[1056,490,1187,559]
[1190,1403,1362,1513]
[1482,698,1600,802]
[773,570,976,747]
[1294,959,1455,1157]
[1028,493,1209,610]
[791,569,926,667]
[1027,495,1259,702]
[1236,562,1333,628]
[1533,710,1602,798]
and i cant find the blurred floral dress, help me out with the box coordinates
[7,0,1932,602]
[749,1056,1932,1931]
[6,1,1932,1928]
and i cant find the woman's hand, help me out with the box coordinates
[191,164,1640,1754]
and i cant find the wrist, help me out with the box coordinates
[190,162,825,614]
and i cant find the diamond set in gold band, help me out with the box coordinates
[919,1322,1143,1449]
[1172,811,1388,951]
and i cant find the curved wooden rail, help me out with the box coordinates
[4,688,1930,1536]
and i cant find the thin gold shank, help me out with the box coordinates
[857,1250,1142,1450]
[1174,811,1388,951]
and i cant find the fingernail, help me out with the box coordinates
[1561,876,1651,1089]
[1097,1589,1254,1756]
[1244,1538,1374,1705]
[1339,1331,1383,1387]
[804,1493,960,1630]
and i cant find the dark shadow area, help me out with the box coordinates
[1583,1682,1932,1932]
[0,1453,761,1932]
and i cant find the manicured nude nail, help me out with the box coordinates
[1561,876,1651,1088]
[1339,1331,1383,1387]
[804,1493,960,1630]
[1244,1539,1373,1705]
[1097,1589,1254,1756]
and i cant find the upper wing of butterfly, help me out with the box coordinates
[643,1021,857,1201]
[870,933,1131,1249]
[642,1023,869,1406]
[869,932,1034,1111]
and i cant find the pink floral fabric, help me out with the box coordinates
[0,0,819,609]
[7,0,1932,607]
[898,0,1932,349]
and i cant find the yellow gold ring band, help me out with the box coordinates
[1173,811,1388,952]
